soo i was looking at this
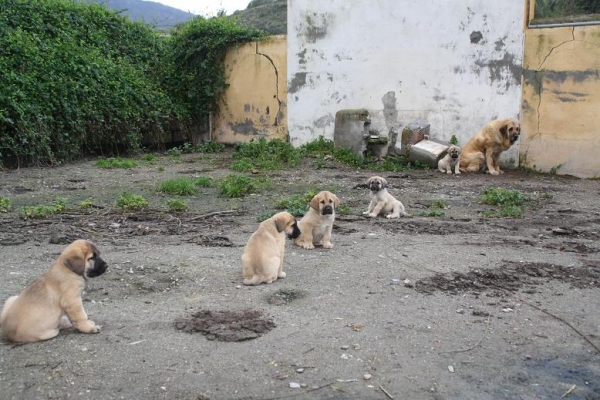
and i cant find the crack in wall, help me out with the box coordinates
[256,43,283,127]
[538,27,575,69]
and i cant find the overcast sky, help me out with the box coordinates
[148,0,250,16]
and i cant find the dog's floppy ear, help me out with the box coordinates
[273,212,291,233]
[366,177,373,185]
[309,194,321,210]
[332,193,340,208]
[499,123,509,138]
[381,178,388,189]
[64,248,86,276]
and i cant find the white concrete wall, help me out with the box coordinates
[287,0,525,165]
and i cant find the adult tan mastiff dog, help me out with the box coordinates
[459,118,521,175]
[1,240,108,343]
[293,191,340,249]
[363,176,408,219]
[438,145,462,175]
[242,212,300,285]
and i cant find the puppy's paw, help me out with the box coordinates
[454,171,461,175]
[446,171,452,175]
[362,211,370,215]
[77,320,100,334]
[322,242,334,249]
[386,214,399,219]
[489,170,500,176]
[278,271,286,279]
[498,170,505,174]
[367,212,378,218]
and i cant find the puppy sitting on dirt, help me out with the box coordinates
[293,191,340,249]
[1,239,108,343]
[242,211,300,285]
[438,145,462,175]
[363,176,409,219]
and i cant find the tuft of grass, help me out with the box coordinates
[449,135,458,145]
[116,193,148,211]
[365,156,411,172]
[167,199,188,212]
[220,174,272,198]
[431,199,448,209]
[479,187,530,218]
[0,197,11,212]
[159,178,198,196]
[257,210,276,222]
[333,147,363,168]
[233,138,302,172]
[300,136,335,158]
[336,204,352,215]
[143,153,156,162]
[274,190,318,216]
[197,142,225,153]
[18,197,67,219]
[549,164,563,175]
[194,176,213,187]
[96,157,137,169]
[418,210,445,217]
[516,165,539,174]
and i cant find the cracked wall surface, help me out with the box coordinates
[212,36,287,144]
[521,26,600,178]
[287,0,524,167]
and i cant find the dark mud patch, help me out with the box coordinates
[174,310,275,342]
[375,218,479,235]
[267,289,305,305]
[415,261,600,295]
[187,235,235,247]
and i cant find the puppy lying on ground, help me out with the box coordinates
[242,211,300,285]
[459,118,520,175]
[293,191,340,249]
[1,239,108,343]
[363,176,408,219]
[438,145,462,175]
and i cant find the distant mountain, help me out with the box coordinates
[231,0,286,35]
[85,0,195,28]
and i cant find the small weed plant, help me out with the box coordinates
[0,197,11,212]
[167,199,188,212]
[479,187,530,218]
[116,193,148,211]
[431,199,448,209]
[159,178,198,196]
[96,158,137,169]
[418,210,445,217]
[79,198,94,209]
[274,190,318,216]
[18,197,67,219]
[220,174,272,198]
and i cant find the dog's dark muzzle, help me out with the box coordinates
[322,205,333,215]
[510,134,520,144]
[86,257,108,278]
[369,183,382,191]
[287,223,301,240]
[451,153,459,159]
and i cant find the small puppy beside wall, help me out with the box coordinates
[242,211,300,285]
[363,176,409,219]
[293,191,340,249]
[1,239,108,343]
[438,145,462,175]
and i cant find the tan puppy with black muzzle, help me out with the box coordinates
[293,191,340,249]
[364,176,409,219]
[1,239,108,343]
[438,145,462,175]
[242,212,300,285]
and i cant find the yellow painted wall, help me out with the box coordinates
[212,35,287,144]
[521,26,600,178]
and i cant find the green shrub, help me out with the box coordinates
[431,200,448,209]
[116,193,148,211]
[79,198,93,209]
[96,158,137,169]
[0,197,11,212]
[194,176,213,187]
[0,0,178,166]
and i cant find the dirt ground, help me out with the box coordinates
[1,150,599,400]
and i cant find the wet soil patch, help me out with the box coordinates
[375,218,479,235]
[174,310,275,342]
[187,235,235,247]
[267,289,305,305]
[415,261,600,295]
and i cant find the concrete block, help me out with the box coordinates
[334,109,370,158]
